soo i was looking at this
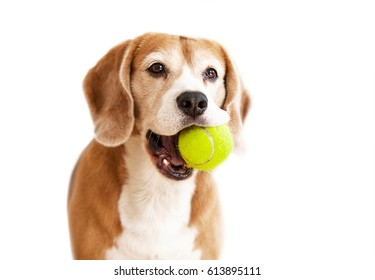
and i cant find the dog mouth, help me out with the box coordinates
[146,130,193,180]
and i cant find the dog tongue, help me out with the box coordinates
[161,135,185,166]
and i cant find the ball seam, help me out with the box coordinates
[193,127,214,165]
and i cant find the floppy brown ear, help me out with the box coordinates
[221,48,251,148]
[83,40,136,147]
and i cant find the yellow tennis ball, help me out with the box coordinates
[178,124,233,171]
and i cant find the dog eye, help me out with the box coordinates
[204,68,218,81]
[148,63,165,76]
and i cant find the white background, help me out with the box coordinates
[0,0,374,279]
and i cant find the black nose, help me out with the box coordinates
[176,91,208,118]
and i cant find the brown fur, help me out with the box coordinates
[68,33,250,259]
[68,141,125,259]
[189,172,222,259]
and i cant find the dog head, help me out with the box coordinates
[84,33,250,180]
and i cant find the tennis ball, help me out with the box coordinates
[178,124,233,171]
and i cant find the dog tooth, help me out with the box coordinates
[163,158,170,166]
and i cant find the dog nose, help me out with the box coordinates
[177,91,208,118]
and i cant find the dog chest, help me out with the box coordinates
[105,172,201,260]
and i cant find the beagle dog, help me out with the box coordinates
[68,33,250,260]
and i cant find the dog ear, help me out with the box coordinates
[221,47,251,149]
[83,40,136,147]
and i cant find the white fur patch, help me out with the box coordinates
[105,137,201,260]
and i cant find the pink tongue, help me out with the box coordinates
[161,135,185,166]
